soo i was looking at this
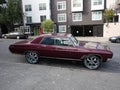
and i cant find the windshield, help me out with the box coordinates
[70,36,79,46]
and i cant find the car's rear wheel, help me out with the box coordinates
[25,51,39,64]
[17,36,20,39]
[25,35,28,39]
[83,55,101,70]
[4,36,7,39]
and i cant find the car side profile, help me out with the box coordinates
[2,32,28,39]
[9,33,113,70]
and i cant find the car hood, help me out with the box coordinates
[80,41,109,50]
[13,40,30,45]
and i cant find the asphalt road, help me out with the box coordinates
[0,38,120,90]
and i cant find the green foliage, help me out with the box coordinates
[41,19,54,33]
[0,0,6,4]
[6,0,22,24]
[104,9,115,22]
[0,0,22,31]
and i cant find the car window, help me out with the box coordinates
[14,32,19,35]
[62,38,73,46]
[54,38,73,46]
[40,37,54,45]
[70,36,80,47]
[54,38,62,45]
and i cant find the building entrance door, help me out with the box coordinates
[84,25,93,36]
[71,26,83,36]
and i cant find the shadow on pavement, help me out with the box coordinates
[29,58,120,73]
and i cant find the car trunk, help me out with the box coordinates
[14,40,30,45]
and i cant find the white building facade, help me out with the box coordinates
[22,0,51,35]
[103,0,120,37]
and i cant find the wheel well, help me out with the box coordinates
[24,51,40,56]
[81,54,102,61]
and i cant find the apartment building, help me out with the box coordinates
[22,0,51,35]
[104,0,120,37]
[51,0,106,36]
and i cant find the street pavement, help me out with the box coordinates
[0,38,120,90]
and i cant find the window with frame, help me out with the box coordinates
[54,38,73,46]
[40,15,46,22]
[72,0,81,7]
[57,1,66,10]
[72,13,82,21]
[93,0,102,5]
[92,11,102,20]
[40,37,54,45]
[26,16,32,23]
[39,3,46,10]
[58,13,66,22]
[58,25,66,32]
[25,5,32,11]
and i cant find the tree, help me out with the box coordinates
[0,0,23,32]
[0,0,6,4]
[41,19,54,33]
[0,0,6,33]
[104,9,115,23]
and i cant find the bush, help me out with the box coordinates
[41,19,54,33]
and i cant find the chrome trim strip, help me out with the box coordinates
[39,56,81,61]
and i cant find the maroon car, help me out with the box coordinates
[9,33,113,69]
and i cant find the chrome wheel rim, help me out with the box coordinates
[25,51,39,64]
[4,36,7,39]
[17,36,20,39]
[84,55,100,70]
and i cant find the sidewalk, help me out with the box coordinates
[29,36,109,43]
[76,37,109,43]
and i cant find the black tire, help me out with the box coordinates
[83,55,101,70]
[17,36,20,39]
[4,35,7,39]
[25,51,39,64]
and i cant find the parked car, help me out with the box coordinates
[0,33,2,38]
[109,36,120,43]
[2,32,28,39]
[9,33,113,70]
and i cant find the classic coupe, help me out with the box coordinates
[9,33,113,70]
[2,32,28,39]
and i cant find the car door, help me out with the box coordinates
[9,32,16,39]
[39,37,57,57]
[54,38,79,59]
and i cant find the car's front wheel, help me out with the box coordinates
[4,35,7,39]
[25,51,39,64]
[17,36,20,39]
[83,55,101,70]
